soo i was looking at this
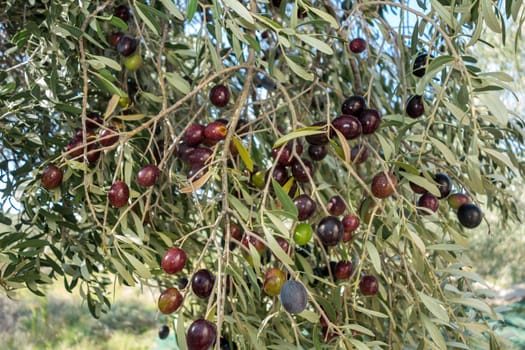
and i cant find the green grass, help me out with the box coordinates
[0,283,170,350]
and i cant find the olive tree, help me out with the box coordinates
[1,0,524,349]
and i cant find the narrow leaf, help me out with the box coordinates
[87,54,121,71]
[365,241,382,274]
[113,113,148,121]
[223,0,255,24]
[285,56,314,81]
[104,94,121,119]
[296,34,333,55]
[228,194,250,221]
[179,168,212,193]
[481,0,502,33]
[429,137,457,165]
[232,136,254,172]
[187,0,198,21]
[418,292,450,323]
[135,2,162,35]
[160,0,185,20]
[422,314,447,349]
[271,179,298,218]
[165,71,191,94]
[449,298,497,319]
[262,224,294,267]
[308,7,339,28]
[354,305,389,318]
[407,230,426,254]
[400,172,441,197]
[273,127,325,148]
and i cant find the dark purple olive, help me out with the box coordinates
[341,95,366,116]
[114,5,131,22]
[305,122,329,145]
[331,115,362,140]
[406,95,424,118]
[291,158,314,183]
[117,35,138,57]
[358,109,382,134]
[188,147,213,167]
[308,144,328,161]
[413,53,433,77]
[350,144,369,164]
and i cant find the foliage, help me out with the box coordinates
[465,18,525,288]
[1,0,525,349]
[467,181,525,287]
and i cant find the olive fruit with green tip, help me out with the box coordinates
[263,268,286,296]
[158,287,183,314]
[448,193,469,209]
[280,280,308,314]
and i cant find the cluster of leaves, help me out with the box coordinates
[0,0,524,349]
